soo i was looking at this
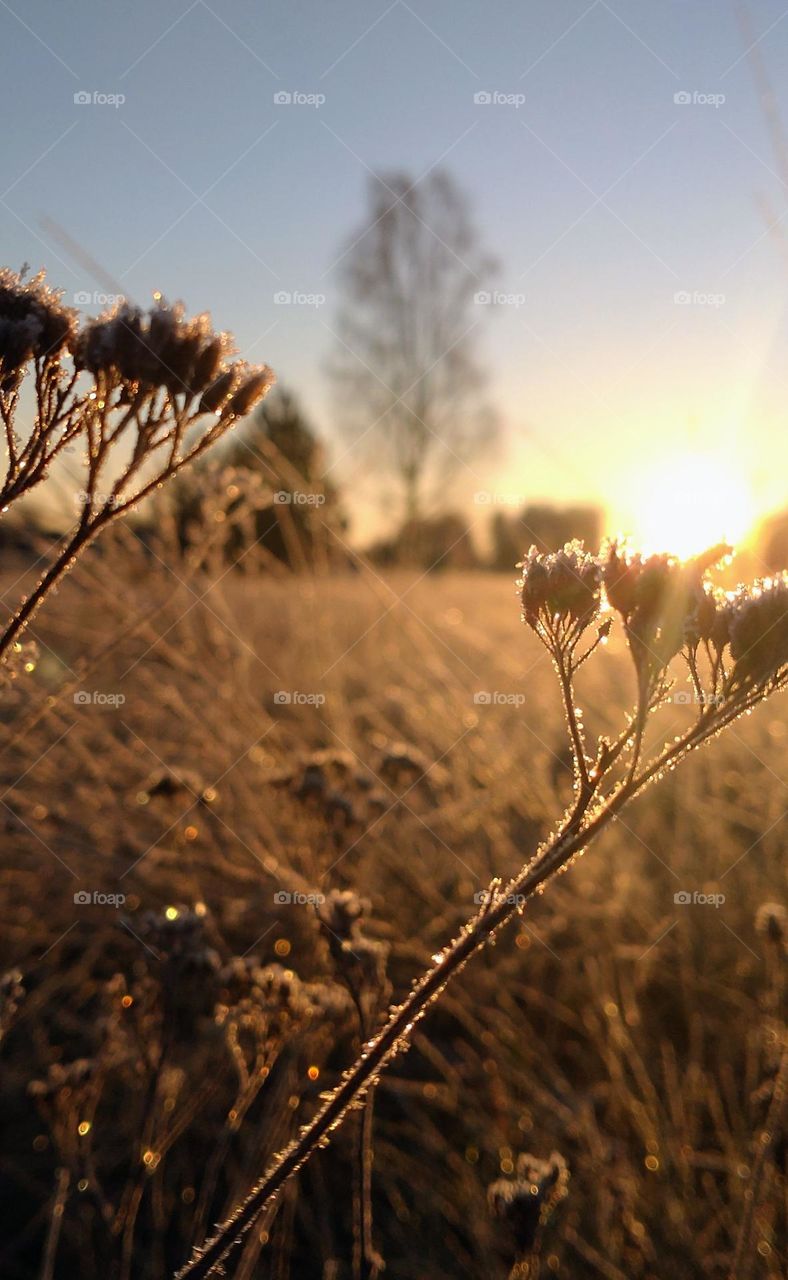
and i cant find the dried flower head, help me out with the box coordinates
[134,904,221,1032]
[604,542,729,677]
[76,300,207,390]
[317,889,369,940]
[73,297,275,413]
[727,574,788,689]
[317,889,389,1023]
[684,581,724,648]
[489,1150,569,1262]
[0,268,76,393]
[0,267,275,664]
[519,542,602,639]
[755,901,787,947]
[253,961,309,1017]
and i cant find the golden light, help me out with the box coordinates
[627,451,754,558]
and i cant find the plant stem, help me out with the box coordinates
[176,684,777,1280]
[40,1167,70,1280]
[175,795,612,1279]
[728,1040,788,1280]
[0,523,92,661]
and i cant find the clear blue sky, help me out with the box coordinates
[2,0,787,542]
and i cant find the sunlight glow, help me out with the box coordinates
[627,452,754,559]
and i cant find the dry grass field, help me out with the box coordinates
[0,529,785,1279]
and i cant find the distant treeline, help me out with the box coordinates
[366,504,603,571]
[3,390,788,575]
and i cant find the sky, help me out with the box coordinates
[2,0,788,549]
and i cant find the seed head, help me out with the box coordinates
[76,299,215,391]
[489,1150,569,1259]
[519,542,602,635]
[0,268,76,392]
[74,297,272,414]
[728,574,788,688]
[317,889,369,940]
[604,542,727,673]
[755,901,787,947]
[684,582,721,647]
[199,367,240,414]
[252,962,311,1021]
[134,904,221,1032]
[190,335,225,392]
[226,366,276,417]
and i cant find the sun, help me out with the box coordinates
[626,451,754,559]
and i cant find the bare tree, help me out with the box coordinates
[329,170,498,523]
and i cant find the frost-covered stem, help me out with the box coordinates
[557,656,589,793]
[41,1167,70,1280]
[176,677,781,1280]
[175,784,627,1280]
[0,521,93,661]
[353,1086,380,1280]
[0,410,237,663]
